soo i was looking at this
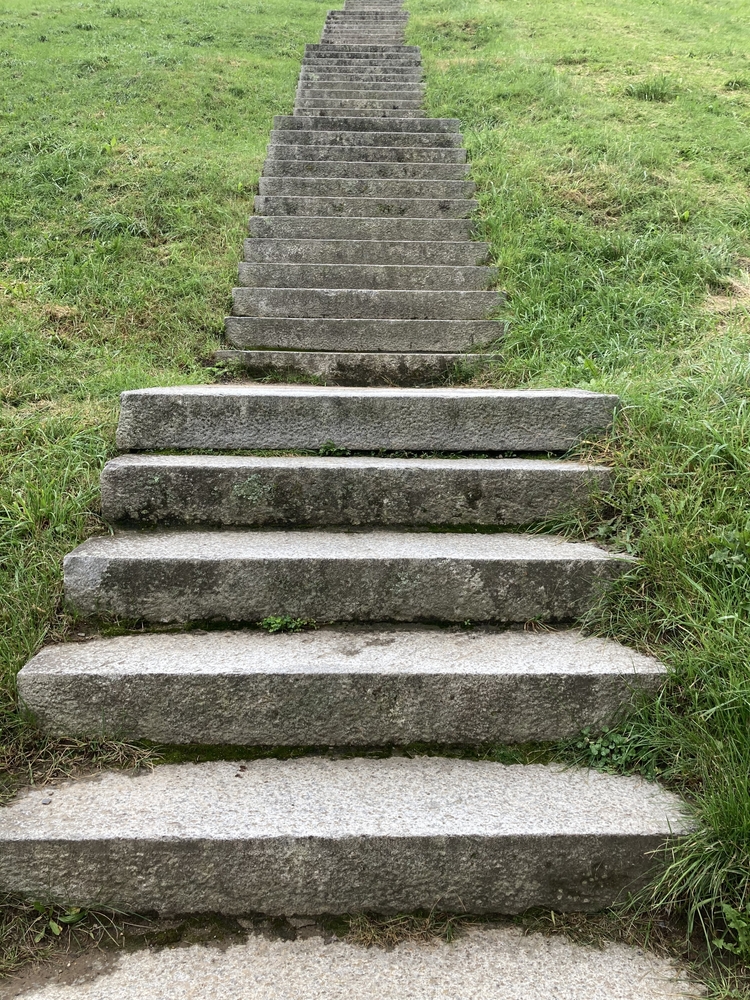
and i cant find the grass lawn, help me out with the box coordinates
[2,0,750,990]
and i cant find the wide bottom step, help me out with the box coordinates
[0,757,691,914]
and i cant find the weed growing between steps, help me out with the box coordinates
[408,0,750,977]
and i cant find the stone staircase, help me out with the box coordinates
[1,0,691,919]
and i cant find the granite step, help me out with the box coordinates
[294,101,425,113]
[242,239,487,264]
[236,263,496,290]
[0,758,690,914]
[273,115,459,133]
[100,454,610,529]
[261,160,468,178]
[248,216,476,239]
[265,144,465,162]
[299,72,424,82]
[115,385,617,453]
[231,286,496,318]
[224,317,501,352]
[268,130,462,147]
[214,348,492,385]
[292,108,427,119]
[63,530,631,624]
[252,196,477,218]
[257,178,475,198]
[296,87,425,98]
[19,627,662,744]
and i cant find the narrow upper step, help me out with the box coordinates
[115,385,618,452]
[19,627,663,744]
[100,454,611,528]
[63,530,631,623]
[0,758,691,914]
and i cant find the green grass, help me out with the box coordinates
[1,0,750,989]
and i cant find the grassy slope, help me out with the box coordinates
[408,0,750,967]
[1,0,749,981]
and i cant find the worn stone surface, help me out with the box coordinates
[249,215,475,239]
[19,627,665,744]
[99,454,610,527]
[115,385,617,452]
[213,348,494,384]
[253,195,477,218]
[62,529,631,623]
[242,238,486,264]
[5,928,701,1000]
[257,178,475,198]
[232,286,497,318]
[0,758,691,914]
[224,317,501,351]
[268,129,462,147]
[236,262,496,290]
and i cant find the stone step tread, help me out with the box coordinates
[273,115,459,132]
[224,317,501,352]
[265,145,466,162]
[236,263,497,290]
[100,453,609,527]
[19,628,664,744]
[248,217,476,239]
[231,286,498,318]
[261,161,469,178]
[253,196,478,218]
[0,758,690,913]
[266,144,465,162]
[116,384,617,453]
[292,109,427,119]
[268,130,462,147]
[242,239,487,264]
[258,178,475,196]
[295,100,424,109]
[214,348,496,386]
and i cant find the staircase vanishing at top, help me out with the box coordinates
[3,0,692,919]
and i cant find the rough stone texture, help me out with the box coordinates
[257,178,475,198]
[267,129,462,147]
[115,385,618,453]
[6,927,702,1000]
[62,529,631,623]
[236,262,496,290]
[18,627,665,744]
[99,454,611,528]
[242,238,487,265]
[232,286,497,319]
[224,317,501,351]
[252,195,477,218]
[0,758,691,914]
[249,216,475,239]
[213,348,494,385]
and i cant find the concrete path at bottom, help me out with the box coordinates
[4,926,700,1000]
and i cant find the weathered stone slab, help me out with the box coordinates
[257,178,475,198]
[242,238,486,265]
[99,454,610,527]
[223,316,501,352]
[63,529,630,623]
[116,385,616,453]
[235,262,496,290]
[249,216,476,240]
[265,144,465,162]
[268,129,462,147]
[273,115,459,133]
[253,196,477,218]
[231,287,498,319]
[19,628,663,744]
[0,758,691,914]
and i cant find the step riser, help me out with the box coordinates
[258,179,475,198]
[294,102,424,112]
[215,349,493,385]
[253,196,477,218]
[64,537,628,624]
[292,109,427,119]
[115,387,616,453]
[273,116,459,133]
[261,162,469,179]
[0,759,688,915]
[297,89,425,99]
[232,286,497,318]
[100,456,609,529]
[236,263,496,290]
[265,145,466,163]
[18,629,661,744]
[268,130,461,147]
[242,239,488,265]
[224,317,500,352]
[299,73,424,82]
[249,217,476,239]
